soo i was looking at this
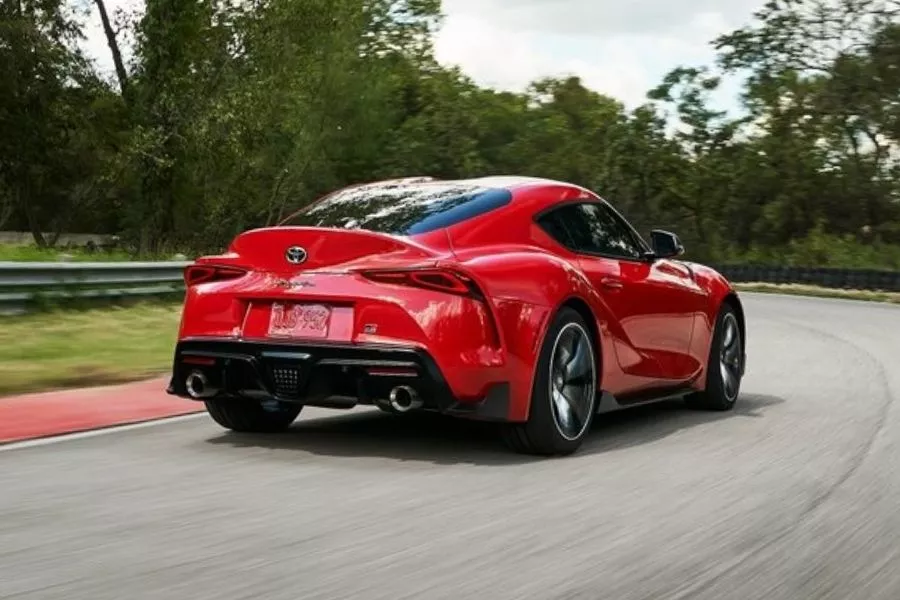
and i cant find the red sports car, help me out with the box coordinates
[167,176,746,455]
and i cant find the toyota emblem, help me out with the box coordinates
[285,246,308,264]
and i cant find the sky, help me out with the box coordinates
[79,0,765,113]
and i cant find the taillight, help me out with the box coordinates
[362,267,501,347]
[361,268,481,297]
[184,264,248,286]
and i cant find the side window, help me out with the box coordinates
[587,202,648,259]
[536,208,578,249]
[537,202,645,259]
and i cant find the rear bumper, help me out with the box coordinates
[167,337,512,422]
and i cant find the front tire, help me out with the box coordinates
[685,302,744,411]
[204,398,303,432]
[502,307,598,456]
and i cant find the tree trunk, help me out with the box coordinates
[93,0,131,101]
[21,186,48,248]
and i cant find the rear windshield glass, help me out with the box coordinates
[280,180,512,235]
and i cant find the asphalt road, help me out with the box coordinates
[2,292,899,600]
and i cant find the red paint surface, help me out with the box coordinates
[0,377,203,444]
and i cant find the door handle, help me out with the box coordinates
[600,277,623,290]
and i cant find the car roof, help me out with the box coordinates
[337,175,587,196]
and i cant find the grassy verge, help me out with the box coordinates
[0,245,134,262]
[734,282,900,304]
[0,302,182,397]
[0,244,188,262]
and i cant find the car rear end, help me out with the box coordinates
[167,179,515,421]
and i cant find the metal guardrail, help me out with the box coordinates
[0,261,190,316]
[712,264,900,293]
[0,260,897,316]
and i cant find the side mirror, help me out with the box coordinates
[649,229,684,259]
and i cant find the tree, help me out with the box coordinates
[0,0,104,245]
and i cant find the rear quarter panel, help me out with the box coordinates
[451,243,627,421]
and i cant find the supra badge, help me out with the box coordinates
[268,275,314,288]
[285,246,307,264]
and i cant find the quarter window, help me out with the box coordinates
[537,202,646,259]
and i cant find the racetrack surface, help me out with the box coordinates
[1,293,899,600]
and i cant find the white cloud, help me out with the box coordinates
[433,0,762,110]
[437,0,762,37]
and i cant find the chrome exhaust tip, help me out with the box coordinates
[185,370,218,399]
[388,385,422,413]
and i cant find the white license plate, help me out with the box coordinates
[267,302,331,339]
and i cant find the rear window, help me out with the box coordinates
[280,180,512,235]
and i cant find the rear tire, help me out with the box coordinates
[685,302,744,411]
[501,307,598,456]
[204,398,303,432]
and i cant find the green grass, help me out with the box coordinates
[734,282,900,304]
[0,302,183,397]
[0,245,135,262]
[0,244,188,262]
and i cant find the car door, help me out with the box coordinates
[536,201,706,383]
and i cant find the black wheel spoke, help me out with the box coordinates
[564,336,591,384]
[552,387,582,433]
[720,361,737,397]
[561,384,587,423]
[724,343,738,363]
[723,320,735,350]
[554,331,573,370]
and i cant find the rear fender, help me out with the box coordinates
[458,249,613,421]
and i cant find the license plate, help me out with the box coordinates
[267,302,331,339]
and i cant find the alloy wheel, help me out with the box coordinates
[548,322,596,440]
[719,313,742,401]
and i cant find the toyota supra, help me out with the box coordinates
[167,176,746,455]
